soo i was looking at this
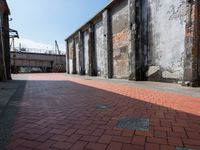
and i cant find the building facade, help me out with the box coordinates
[65,0,200,87]
[0,0,11,81]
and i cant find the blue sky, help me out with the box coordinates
[7,0,109,51]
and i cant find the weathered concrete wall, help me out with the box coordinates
[111,0,129,79]
[83,30,89,75]
[65,0,200,86]
[94,20,104,76]
[148,0,187,81]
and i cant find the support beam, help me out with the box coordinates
[88,24,96,76]
[183,0,200,87]
[72,39,77,74]
[103,9,112,78]
[66,40,70,74]
[128,0,136,80]
[78,31,85,75]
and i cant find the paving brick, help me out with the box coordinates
[98,135,112,144]
[21,140,42,149]
[4,74,200,150]
[145,143,159,150]
[107,142,123,150]
[92,129,104,137]
[132,135,146,145]
[50,134,68,142]
[86,143,107,150]
[135,131,153,137]
[122,130,135,137]
[104,129,122,136]
[182,139,200,146]
[81,135,99,142]
[64,129,77,136]
[37,140,55,150]
[122,144,144,150]
[36,133,54,142]
[168,137,183,146]
[52,141,73,149]
[154,131,167,138]
[66,134,82,143]
[147,137,167,145]
[76,129,93,135]
[160,145,175,150]
[112,136,132,143]
[70,141,88,150]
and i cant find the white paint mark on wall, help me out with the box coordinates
[95,20,104,76]
[148,0,186,80]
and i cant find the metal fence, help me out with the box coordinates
[10,47,66,55]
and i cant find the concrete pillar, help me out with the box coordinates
[131,0,148,81]
[78,31,85,75]
[66,40,70,74]
[88,24,96,76]
[0,11,7,81]
[103,9,112,78]
[72,39,77,74]
[128,0,136,80]
[183,0,200,87]
[3,13,11,80]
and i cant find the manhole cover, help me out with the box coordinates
[176,147,195,150]
[85,79,92,80]
[96,104,112,109]
[116,117,149,131]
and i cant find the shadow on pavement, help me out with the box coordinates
[1,79,200,150]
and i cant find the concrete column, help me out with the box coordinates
[72,39,77,74]
[0,11,7,81]
[3,13,11,80]
[78,31,85,75]
[128,0,136,80]
[65,40,70,74]
[103,9,112,78]
[183,0,200,87]
[88,24,96,76]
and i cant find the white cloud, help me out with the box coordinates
[13,38,66,54]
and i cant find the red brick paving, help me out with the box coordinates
[6,74,200,150]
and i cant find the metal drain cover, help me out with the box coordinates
[96,103,112,109]
[176,147,194,150]
[116,117,149,131]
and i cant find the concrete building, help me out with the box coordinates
[65,0,200,87]
[0,0,11,81]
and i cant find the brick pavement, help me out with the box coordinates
[2,73,200,150]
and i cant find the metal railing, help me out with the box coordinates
[10,47,66,55]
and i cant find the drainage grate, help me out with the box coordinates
[176,147,195,150]
[116,117,149,131]
[96,103,112,109]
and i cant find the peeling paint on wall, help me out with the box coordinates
[148,0,186,81]
[94,20,104,76]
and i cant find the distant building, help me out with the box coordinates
[65,0,200,87]
[0,0,11,81]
